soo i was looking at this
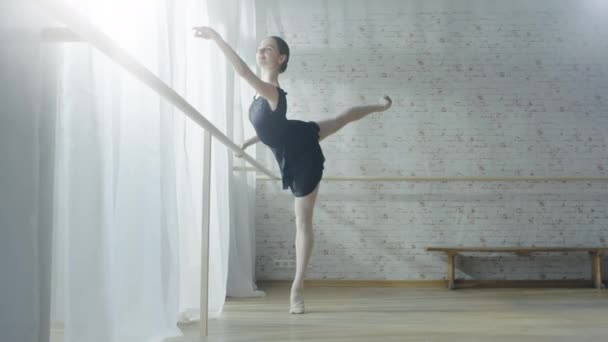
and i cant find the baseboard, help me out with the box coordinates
[257,279,603,289]
[258,280,444,287]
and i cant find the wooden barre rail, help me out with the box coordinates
[37,15,280,180]
[233,167,608,182]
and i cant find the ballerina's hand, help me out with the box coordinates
[193,26,220,40]
[234,143,247,158]
[379,95,392,111]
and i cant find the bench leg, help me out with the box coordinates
[591,251,605,290]
[447,252,456,290]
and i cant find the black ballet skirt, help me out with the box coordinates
[248,87,325,197]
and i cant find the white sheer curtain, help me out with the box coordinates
[47,0,260,341]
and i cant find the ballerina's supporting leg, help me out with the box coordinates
[290,184,320,314]
[288,96,392,313]
[317,96,392,141]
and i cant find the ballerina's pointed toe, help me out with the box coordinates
[289,301,305,314]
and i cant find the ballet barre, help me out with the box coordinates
[232,167,608,182]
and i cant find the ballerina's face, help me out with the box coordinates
[256,37,286,72]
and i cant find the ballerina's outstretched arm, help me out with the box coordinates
[193,26,280,108]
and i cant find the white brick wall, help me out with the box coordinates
[254,0,608,280]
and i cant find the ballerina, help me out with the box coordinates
[194,27,392,313]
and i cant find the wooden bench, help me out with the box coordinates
[426,247,607,290]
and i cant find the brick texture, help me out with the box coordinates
[253,0,608,280]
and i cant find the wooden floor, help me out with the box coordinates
[177,284,608,342]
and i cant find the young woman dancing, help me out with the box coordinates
[193,27,392,314]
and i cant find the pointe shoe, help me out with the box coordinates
[289,299,305,314]
[289,289,305,314]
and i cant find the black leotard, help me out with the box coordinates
[248,87,325,197]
